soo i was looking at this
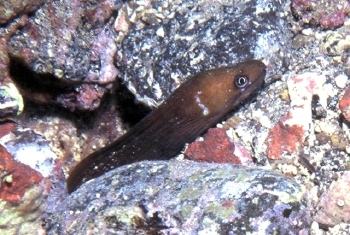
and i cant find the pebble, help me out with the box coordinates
[335,74,348,89]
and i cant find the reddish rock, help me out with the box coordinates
[266,72,327,160]
[0,121,15,138]
[0,144,44,203]
[58,83,106,111]
[339,86,350,122]
[291,0,350,29]
[266,112,305,160]
[185,128,252,165]
[319,10,346,29]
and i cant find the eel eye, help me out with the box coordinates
[234,75,248,88]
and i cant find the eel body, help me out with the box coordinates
[67,60,266,193]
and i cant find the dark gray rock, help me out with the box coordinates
[43,160,311,234]
[116,0,291,107]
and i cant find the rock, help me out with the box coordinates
[0,121,15,138]
[6,0,122,110]
[3,1,350,234]
[0,144,44,203]
[0,38,10,83]
[266,112,305,160]
[43,160,311,234]
[2,0,291,110]
[291,0,350,30]
[320,32,350,56]
[0,122,67,234]
[266,72,327,159]
[314,171,350,226]
[0,83,24,120]
[334,74,348,89]
[185,128,253,165]
[0,0,46,25]
[339,86,350,122]
[0,144,48,234]
[4,128,59,178]
[116,0,291,107]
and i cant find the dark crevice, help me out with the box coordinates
[115,80,152,126]
[9,56,76,104]
[9,56,151,130]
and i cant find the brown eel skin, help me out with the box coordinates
[67,60,266,193]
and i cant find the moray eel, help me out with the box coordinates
[67,60,266,193]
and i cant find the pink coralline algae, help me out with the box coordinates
[291,0,350,29]
[266,72,327,159]
[0,144,44,203]
[314,171,350,226]
[185,128,252,165]
[339,86,350,122]
[319,10,347,30]
[58,83,106,111]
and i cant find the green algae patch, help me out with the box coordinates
[188,172,202,182]
[204,201,236,220]
[264,184,306,204]
[180,204,195,219]
[179,187,205,201]
[233,169,252,183]
[0,83,24,115]
[0,188,46,235]
[0,203,19,227]
[104,206,144,225]
[208,168,233,180]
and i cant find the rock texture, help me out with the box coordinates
[1,0,350,234]
[291,0,350,30]
[6,0,122,110]
[1,0,290,111]
[0,0,46,25]
[116,0,290,107]
[0,121,66,234]
[185,128,253,165]
[314,171,350,226]
[44,160,310,235]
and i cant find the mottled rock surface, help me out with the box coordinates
[291,0,350,30]
[44,160,310,234]
[0,121,66,234]
[117,0,290,107]
[1,0,350,234]
[314,171,350,226]
[1,0,290,111]
[0,83,23,119]
[265,72,327,160]
[6,0,122,110]
[0,144,44,203]
[0,0,46,25]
